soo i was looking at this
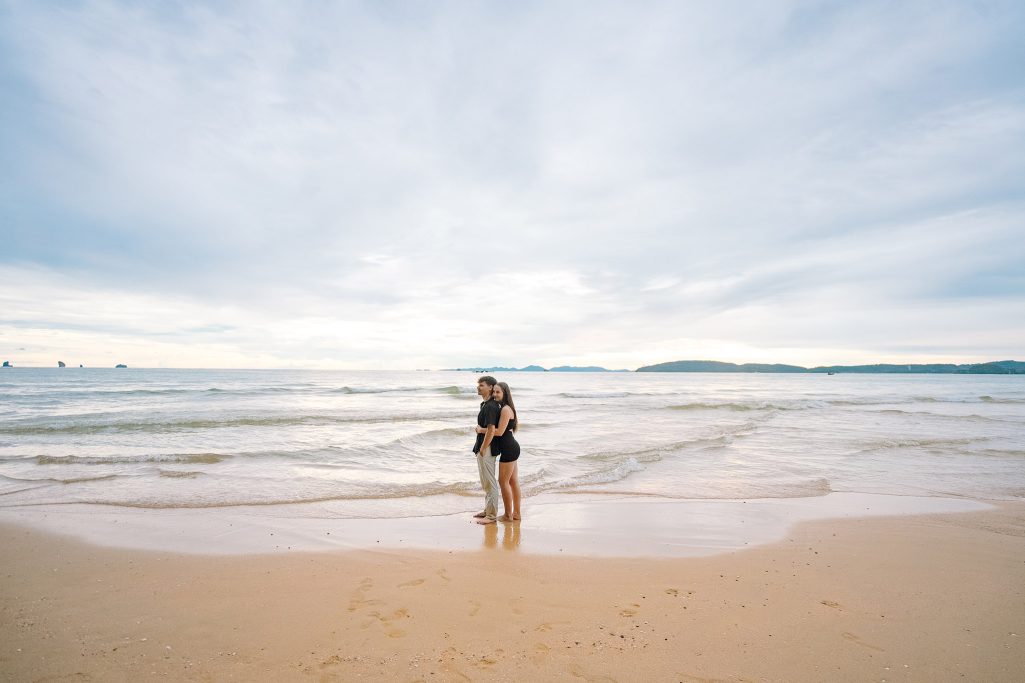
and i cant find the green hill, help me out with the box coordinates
[637,360,1025,374]
[637,360,807,373]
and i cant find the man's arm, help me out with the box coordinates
[480,424,496,453]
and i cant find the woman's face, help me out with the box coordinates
[492,385,505,402]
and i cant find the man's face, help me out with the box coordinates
[477,381,492,399]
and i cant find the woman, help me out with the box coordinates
[475,381,521,522]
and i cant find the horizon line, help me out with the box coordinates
[1,358,1021,372]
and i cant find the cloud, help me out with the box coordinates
[1,1,1023,368]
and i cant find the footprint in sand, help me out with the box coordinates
[820,600,843,610]
[475,654,498,668]
[665,588,679,597]
[317,654,350,682]
[398,578,425,588]
[842,632,884,652]
[535,620,570,632]
[348,578,380,612]
[677,674,753,683]
[371,607,408,624]
[468,600,481,617]
[529,642,551,664]
[439,647,472,682]
[619,608,638,617]
[319,654,342,670]
[568,665,619,682]
[363,608,410,637]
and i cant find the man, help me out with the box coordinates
[472,375,502,524]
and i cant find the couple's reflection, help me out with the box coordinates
[482,521,521,550]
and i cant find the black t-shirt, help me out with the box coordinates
[473,398,502,455]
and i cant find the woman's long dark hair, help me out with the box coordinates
[496,382,518,432]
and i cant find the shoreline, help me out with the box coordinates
[2,502,1023,681]
[0,491,993,557]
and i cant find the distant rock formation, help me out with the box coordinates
[58,361,66,368]
[448,366,545,372]
[115,363,128,368]
[446,364,616,372]
[2,361,11,368]
[637,360,806,373]
[637,359,1025,374]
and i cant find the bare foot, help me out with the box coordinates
[472,511,487,518]
[512,514,521,521]
[476,517,496,525]
[498,515,513,522]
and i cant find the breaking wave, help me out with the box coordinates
[35,453,228,465]
[0,412,464,435]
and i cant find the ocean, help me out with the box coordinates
[1,368,1023,523]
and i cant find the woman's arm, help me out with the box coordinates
[477,406,514,434]
[493,406,513,436]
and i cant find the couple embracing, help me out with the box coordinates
[471,375,521,525]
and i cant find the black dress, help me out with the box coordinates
[497,416,520,463]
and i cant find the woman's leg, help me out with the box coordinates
[497,460,514,522]
[510,461,521,520]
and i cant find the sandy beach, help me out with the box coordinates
[5,0,1025,679]
[2,502,1023,682]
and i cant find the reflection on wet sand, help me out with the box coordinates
[481,521,521,550]
[502,522,520,550]
[482,522,497,548]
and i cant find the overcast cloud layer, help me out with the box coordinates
[2,1,1023,369]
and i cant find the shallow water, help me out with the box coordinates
[1,369,1023,519]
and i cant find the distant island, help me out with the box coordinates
[447,365,629,373]
[636,360,1025,374]
[447,360,1023,374]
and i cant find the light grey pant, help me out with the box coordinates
[476,445,500,520]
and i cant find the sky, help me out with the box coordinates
[1,0,1023,370]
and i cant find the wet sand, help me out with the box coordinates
[2,503,1024,682]
[0,492,991,556]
